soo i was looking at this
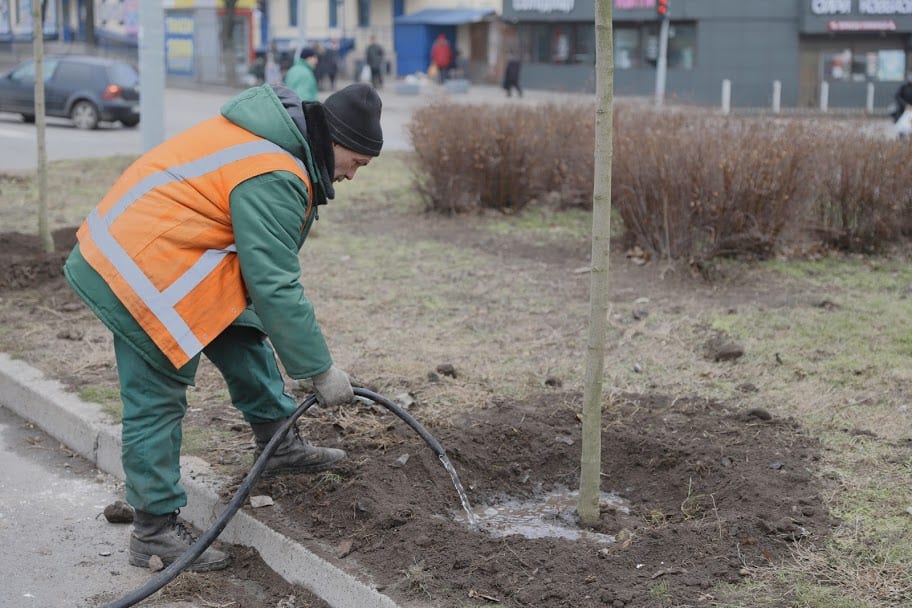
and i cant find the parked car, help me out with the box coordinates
[0,55,140,129]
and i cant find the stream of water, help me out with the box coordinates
[439,453,479,527]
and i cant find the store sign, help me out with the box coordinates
[812,0,851,14]
[615,0,655,8]
[827,19,897,29]
[512,0,575,12]
[859,0,912,14]
[165,13,195,77]
[812,0,912,14]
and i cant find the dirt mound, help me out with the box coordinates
[241,391,831,607]
[0,228,76,291]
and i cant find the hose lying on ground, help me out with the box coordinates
[104,387,446,608]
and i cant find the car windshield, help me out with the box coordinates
[108,63,139,87]
[9,59,59,83]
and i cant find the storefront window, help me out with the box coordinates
[613,22,696,70]
[615,28,639,69]
[823,48,906,82]
[518,23,596,64]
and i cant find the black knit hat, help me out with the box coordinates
[322,83,383,157]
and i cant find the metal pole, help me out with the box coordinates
[721,79,731,115]
[654,17,669,106]
[297,0,306,49]
[139,0,165,151]
[772,80,781,114]
[819,81,829,113]
[866,82,875,114]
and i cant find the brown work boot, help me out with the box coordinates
[250,419,346,477]
[129,510,230,572]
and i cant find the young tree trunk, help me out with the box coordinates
[220,0,239,86]
[32,1,52,254]
[577,0,614,526]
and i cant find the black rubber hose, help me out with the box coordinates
[103,387,446,608]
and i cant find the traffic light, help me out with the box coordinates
[657,0,669,18]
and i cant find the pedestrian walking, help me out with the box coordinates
[63,82,383,572]
[285,47,320,102]
[366,36,385,89]
[430,34,452,83]
[502,53,523,97]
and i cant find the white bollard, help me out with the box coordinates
[866,82,875,114]
[721,79,731,115]
[772,80,781,114]
[820,81,829,112]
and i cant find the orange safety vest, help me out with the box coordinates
[77,116,314,369]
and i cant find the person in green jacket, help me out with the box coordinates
[285,46,319,102]
[63,83,383,572]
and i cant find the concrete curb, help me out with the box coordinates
[0,353,401,608]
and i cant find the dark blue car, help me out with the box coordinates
[0,55,140,130]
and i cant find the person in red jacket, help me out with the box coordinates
[430,33,453,83]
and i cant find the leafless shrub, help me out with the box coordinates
[805,134,912,253]
[409,101,912,259]
[613,109,812,261]
[407,101,594,214]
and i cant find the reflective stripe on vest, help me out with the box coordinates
[81,133,312,367]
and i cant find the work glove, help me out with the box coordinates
[312,365,354,407]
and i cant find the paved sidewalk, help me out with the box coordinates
[0,406,198,608]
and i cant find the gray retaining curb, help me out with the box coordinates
[0,353,401,608]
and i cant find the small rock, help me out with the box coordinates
[103,500,134,524]
[737,382,758,393]
[633,363,643,373]
[720,457,732,467]
[56,328,84,341]
[632,309,648,321]
[427,371,440,382]
[713,343,744,362]
[769,462,784,470]
[393,453,410,467]
[394,392,415,409]
[250,495,274,508]
[544,376,562,388]
[746,408,772,421]
[436,363,457,378]
[335,538,354,558]
[99,550,112,557]
[148,555,165,572]
[554,434,574,446]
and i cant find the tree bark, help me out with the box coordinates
[32,1,52,254]
[577,0,614,526]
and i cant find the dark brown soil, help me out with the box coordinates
[0,230,833,608]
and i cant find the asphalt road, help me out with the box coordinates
[0,81,593,172]
[0,82,422,172]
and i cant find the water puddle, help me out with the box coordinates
[457,488,627,544]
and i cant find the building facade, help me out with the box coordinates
[502,0,912,109]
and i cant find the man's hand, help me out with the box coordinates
[312,366,354,407]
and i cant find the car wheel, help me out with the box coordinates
[70,100,99,130]
[121,117,140,128]
[21,113,35,123]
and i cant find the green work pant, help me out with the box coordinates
[114,326,298,514]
